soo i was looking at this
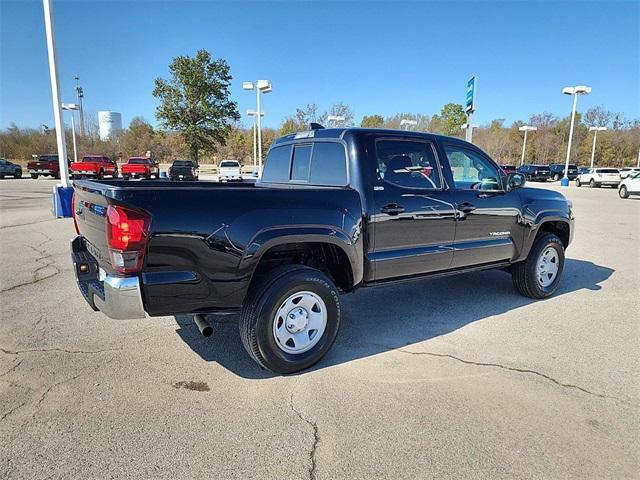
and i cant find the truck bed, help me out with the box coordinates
[72,178,363,315]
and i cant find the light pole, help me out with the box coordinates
[561,85,591,186]
[62,103,79,163]
[327,115,345,128]
[400,119,417,130]
[518,125,537,166]
[247,109,264,170]
[42,0,70,190]
[243,80,272,174]
[588,126,607,168]
[75,75,85,136]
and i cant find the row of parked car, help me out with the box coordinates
[500,163,640,183]
[21,155,245,182]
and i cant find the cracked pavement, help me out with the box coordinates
[0,178,638,479]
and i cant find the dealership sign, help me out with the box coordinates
[466,76,476,113]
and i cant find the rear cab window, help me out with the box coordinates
[261,141,348,186]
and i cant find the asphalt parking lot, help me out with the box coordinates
[0,178,638,479]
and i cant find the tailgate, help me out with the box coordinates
[74,182,114,272]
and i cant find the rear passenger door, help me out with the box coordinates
[370,137,457,280]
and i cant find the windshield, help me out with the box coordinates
[220,161,239,167]
[173,160,194,167]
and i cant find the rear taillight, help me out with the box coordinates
[72,190,80,234]
[106,205,151,275]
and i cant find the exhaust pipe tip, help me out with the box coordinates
[193,314,213,337]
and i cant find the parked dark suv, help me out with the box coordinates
[518,164,551,182]
[549,164,578,181]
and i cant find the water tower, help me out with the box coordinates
[98,111,122,140]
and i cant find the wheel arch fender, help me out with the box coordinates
[518,211,572,261]
[239,225,363,291]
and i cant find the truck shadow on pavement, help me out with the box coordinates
[174,258,614,379]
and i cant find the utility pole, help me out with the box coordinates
[75,75,85,136]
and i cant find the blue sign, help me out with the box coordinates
[466,76,476,113]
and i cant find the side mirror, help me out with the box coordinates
[507,172,526,190]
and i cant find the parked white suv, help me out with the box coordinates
[619,172,640,199]
[575,168,621,188]
[620,167,640,180]
[218,160,243,182]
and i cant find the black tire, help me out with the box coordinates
[553,174,560,181]
[512,232,565,299]
[30,173,38,180]
[619,185,629,199]
[14,169,22,179]
[239,265,341,374]
[575,178,581,187]
[97,170,104,180]
[589,179,597,188]
[122,175,129,181]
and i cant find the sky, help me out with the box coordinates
[1,0,639,131]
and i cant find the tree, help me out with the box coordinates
[433,103,466,136]
[279,118,301,136]
[327,102,355,126]
[361,114,384,128]
[153,49,240,161]
[295,103,325,126]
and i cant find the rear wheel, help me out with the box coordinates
[590,179,597,188]
[619,185,629,199]
[553,173,560,181]
[122,175,129,181]
[30,173,38,179]
[14,169,22,179]
[512,233,565,299]
[96,169,104,180]
[239,265,341,374]
[575,178,581,187]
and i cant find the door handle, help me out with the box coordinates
[457,202,476,213]
[381,203,405,216]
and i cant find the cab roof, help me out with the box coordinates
[272,127,466,146]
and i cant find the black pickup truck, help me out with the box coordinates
[71,127,574,373]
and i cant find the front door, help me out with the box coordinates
[370,137,457,280]
[441,143,523,268]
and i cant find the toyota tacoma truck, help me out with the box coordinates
[70,127,574,374]
[121,157,160,180]
[70,155,118,180]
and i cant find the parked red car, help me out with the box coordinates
[27,154,70,179]
[121,157,160,180]
[70,155,118,179]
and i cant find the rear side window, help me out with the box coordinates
[291,145,312,181]
[262,145,292,183]
[309,143,347,185]
[377,140,442,190]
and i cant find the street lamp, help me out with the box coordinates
[400,119,417,130]
[561,85,591,186]
[243,80,272,173]
[588,126,607,168]
[62,103,79,163]
[518,125,537,166]
[246,109,264,170]
[326,115,345,128]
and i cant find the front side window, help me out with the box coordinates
[376,140,442,190]
[444,145,502,191]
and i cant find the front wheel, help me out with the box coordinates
[512,233,565,299]
[590,179,598,188]
[554,174,560,181]
[240,265,341,374]
[619,185,629,199]
[14,169,22,179]
[30,173,38,180]
[575,178,581,187]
